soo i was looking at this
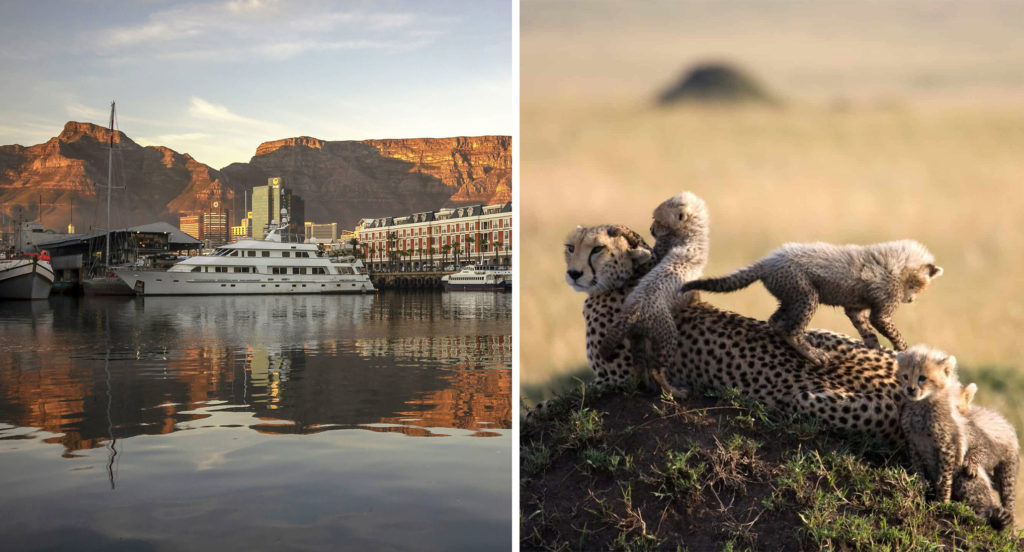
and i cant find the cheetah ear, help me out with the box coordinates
[963,382,977,405]
[926,264,943,278]
[628,247,653,264]
[941,357,954,377]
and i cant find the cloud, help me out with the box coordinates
[94,0,445,63]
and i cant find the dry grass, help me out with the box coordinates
[521,104,1024,387]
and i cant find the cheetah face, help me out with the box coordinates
[902,264,943,303]
[564,225,652,295]
[650,191,710,239]
[897,344,956,401]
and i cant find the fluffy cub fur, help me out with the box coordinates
[957,384,1020,528]
[681,240,942,365]
[898,345,965,504]
[598,192,710,398]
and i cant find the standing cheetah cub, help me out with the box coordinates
[598,192,710,398]
[898,345,965,504]
[957,382,1019,528]
[680,240,942,365]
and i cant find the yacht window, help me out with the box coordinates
[282,252,290,258]
[229,250,238,257]
[262,251,270,257]
[215,266,228,273]
[272,267,286,275]
[292,267,307,275]
[191,266,201,272]
[247,251,256,257]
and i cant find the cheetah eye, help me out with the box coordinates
[565,244,574,254]
[918,375,926,384]
[592,245,606,254]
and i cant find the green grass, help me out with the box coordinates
[521,385,1024,551]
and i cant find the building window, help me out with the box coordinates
[248,251,256,257]
[282,252,290,258]
[262,251,270,257]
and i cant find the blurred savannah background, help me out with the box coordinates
[521,0,1024,474]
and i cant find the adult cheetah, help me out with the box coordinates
[560,224,905,438]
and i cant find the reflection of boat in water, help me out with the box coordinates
[0,253,54,300]
[441,265,511,291]
[115,225,375,296]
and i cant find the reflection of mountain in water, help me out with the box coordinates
[0,292,511,455]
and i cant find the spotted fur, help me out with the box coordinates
[897,345,965,503]
[543,224,904,439]
[958,388,1020,523]
[681,240,943,365]
[599,192,710,399]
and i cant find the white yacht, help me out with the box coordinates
[114,226,375,296]
[0,253,54,300]
[441,265,511,291]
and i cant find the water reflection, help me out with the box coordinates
[0,292,511,551]
[0,292,511,454]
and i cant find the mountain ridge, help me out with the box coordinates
[0,122,511,233]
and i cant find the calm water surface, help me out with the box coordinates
[0,292,511,551]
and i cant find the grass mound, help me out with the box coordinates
[521,383,1023,551]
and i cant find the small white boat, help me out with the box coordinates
[114,225,375,296]
[0,253,54,300]
[441,265,510,291]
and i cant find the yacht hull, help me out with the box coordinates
[114,269,375,296]
[0,259,54,300]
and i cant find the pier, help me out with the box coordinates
[370,270,448,290]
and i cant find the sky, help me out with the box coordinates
[0,0,513,169]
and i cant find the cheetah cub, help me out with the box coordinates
[598,191,710,398]
[680,240,942,365]
[956,382,1019,528]
[898,345,966,504]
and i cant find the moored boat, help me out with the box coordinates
[441,265,511,291]
[113,226,375,296]
[0,253,54,300]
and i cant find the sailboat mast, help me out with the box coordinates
[105,101,114,266]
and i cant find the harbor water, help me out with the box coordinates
[0,291,511,551]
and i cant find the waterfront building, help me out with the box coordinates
[179,214,201,240]
[304,221,338,242]
[231,211,254,241]
[179,207,230,248]
[360,202,511,272]
[251,177,305,241]
[202,210,229,247]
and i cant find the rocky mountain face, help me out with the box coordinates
[0,123,511,234]
[0,122,234,233]
[223,135,511,229]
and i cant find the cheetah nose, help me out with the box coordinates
[905,387,915,396]
[567,270,583,281]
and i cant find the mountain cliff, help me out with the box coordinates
[222,135,511,229]
[0,122,234,232]
[0,123,511,233]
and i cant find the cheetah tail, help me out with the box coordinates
[680,262,762,294]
